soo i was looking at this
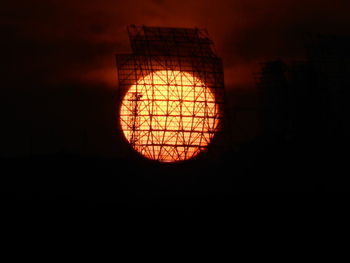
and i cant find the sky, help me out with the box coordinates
[1,0,350,157]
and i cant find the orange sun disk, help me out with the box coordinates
[120,70,220,162]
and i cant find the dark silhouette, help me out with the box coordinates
[254,34,350,192]
[1,34,348,214]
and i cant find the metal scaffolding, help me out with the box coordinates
[116,25,224,162]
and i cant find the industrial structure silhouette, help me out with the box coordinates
[116,25,225,162]
[1,33,348,210]
[257,34,349,149]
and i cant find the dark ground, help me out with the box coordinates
[1,134,344,216]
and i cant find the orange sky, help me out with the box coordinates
[3,0,350,89]
[1,0,350,157]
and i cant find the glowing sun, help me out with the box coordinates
[120,70,220,162]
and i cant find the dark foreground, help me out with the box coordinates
[1,137,346,216]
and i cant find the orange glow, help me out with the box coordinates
[120,70,220,162]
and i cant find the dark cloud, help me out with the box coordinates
[3,0,350,87]
[1,0,349,156]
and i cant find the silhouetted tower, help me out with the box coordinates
[127,92,143,147]
[256,60,292,140]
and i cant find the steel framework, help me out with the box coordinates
[116,25,224,162]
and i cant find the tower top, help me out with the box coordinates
[126,25,217,57]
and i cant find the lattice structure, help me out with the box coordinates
[116,25,224,162]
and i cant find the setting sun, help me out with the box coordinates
[120,70,220,162]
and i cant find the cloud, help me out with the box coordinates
[3,0,350,89]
